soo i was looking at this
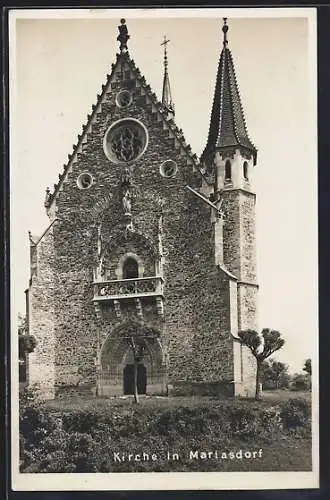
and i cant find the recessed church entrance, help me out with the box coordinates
[98,321,166,396]
[123,363,147,395]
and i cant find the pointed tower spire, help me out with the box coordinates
[201,18,257,165]
[161,35,175,118]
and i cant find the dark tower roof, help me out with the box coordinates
[161,36,175,116]
[201,19,257,165]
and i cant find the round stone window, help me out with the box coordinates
[103,118,148,164]
[116,90,133,108]
[160,159,178,178]
[77,172,93,189]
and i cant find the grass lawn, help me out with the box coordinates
[261,389,311,403]
[42,390,311,413]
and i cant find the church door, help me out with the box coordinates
[123,363,147,395]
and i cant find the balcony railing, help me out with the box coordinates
[93,276,164,301]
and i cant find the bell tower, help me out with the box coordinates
[201,18,259,394]
[201,17,258,294]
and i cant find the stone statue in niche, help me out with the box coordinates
[125,218,134,238]
[121,167,131,188]
[97,223,102,258]
[122,189,132,215]
[120,167,134,216]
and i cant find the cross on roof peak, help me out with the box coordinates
[161,35,170,47]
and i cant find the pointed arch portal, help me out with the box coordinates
[98,321,166,396]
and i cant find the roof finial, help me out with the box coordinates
[117,18,130,53]
[222,17,229,46]
[161,35,170,73]
[161,35,175,118]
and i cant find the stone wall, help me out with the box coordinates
[239,192,257,283]
[221,182,258,396]
[222,189,257,283]
[28,225,56,399]
[223,190,241,278]
[27,54,257,399]
[236,283,258,396]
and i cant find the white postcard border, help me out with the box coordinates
[9,6,319,491]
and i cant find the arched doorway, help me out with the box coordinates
[98,321,165,396]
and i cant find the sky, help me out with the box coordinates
[10,8,317,374]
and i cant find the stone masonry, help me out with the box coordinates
[26,19,259,399]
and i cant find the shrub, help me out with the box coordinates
[229,405,262,439]
[62,411,99,434]
[40,450,76,473]
[280,398,310,429]
[23,429,99,473]
[20,406,58,447]
[290,374,311,391]
[19,383,41,408]
[19,397,311,473]
[261,406,283,433]
[66,432,98,472]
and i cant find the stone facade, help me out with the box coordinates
[26,21,259,399]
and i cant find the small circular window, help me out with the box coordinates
[77,172,93,189]
[103,118,148,164]
[160,160,178,178]
[116,90,133,108]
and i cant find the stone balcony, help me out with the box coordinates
[93,276,164,319]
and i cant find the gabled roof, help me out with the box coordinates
[201,19,257,165]
[45,21,202,211]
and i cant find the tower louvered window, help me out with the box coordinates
[243,161,249,181]
[225,160,232,182]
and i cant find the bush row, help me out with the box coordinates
[19,397,310,473]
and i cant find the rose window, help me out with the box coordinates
[103,119,148,164]
[160,159,178,178]
[116,90,133,108]
[77,172,93,189]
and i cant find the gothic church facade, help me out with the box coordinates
[25,18,258,399]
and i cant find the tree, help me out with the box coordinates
[261,359,290,390]
[237,328,285,399]
[261,360,274,390]
[128,336,146,404]
[18,314,37,384]
[303,358,312,376]
[269,360,290,390]
[18,314,37,359]
[19,335,37,360]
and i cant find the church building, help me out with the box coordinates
[25,18,259,399]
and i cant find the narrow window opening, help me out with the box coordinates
[243,161,249,181]
[225,160,232,182]
[123,257,139,279]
